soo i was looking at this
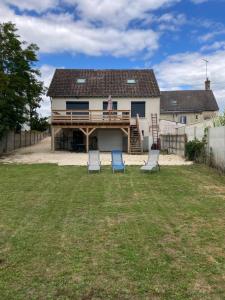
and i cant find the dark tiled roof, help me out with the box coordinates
[161,90,219,113]
[47,69,160,98]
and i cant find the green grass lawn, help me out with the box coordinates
[0,164,225,300]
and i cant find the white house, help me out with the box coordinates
[47,69,160,153]
[160,80,219,126]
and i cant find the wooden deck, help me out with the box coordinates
[52,110,131,126]
[51,109,131,152]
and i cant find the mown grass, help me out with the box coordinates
[0,164,225,299]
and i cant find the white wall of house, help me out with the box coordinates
[97,129,123,151]
[51,97,160,138]
[161,111,218,125]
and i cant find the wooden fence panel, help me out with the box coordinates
[160,134,187,157]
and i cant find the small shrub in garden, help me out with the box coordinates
[185,139,206,162]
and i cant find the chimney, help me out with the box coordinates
[205,78,211,90]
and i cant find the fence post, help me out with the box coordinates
[6,132,8,153]
[176,134,178,155]
[13,131,15,151]
[169,134,171,154]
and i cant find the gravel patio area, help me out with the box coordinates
[0,137,192,166]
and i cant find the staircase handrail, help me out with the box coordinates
[136,114,144,152]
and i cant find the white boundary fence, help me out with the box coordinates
[177,119,214,141]
[178,121,225,170]
[207,126,225,170]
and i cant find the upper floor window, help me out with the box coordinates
[131,102,145,118]
[66,101,89,115]
[180,116,187,124]
[76,78,86,83]
[127,79,136,84]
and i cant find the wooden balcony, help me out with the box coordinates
[51,110,131,126]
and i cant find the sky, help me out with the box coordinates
[1,0,225,116]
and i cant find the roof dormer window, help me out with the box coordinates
[127,79,136,84]
[76,78,86,83]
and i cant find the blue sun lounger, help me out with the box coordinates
[111,150,125,173]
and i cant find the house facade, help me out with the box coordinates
[160,80,219,125]
[47,69,160,153]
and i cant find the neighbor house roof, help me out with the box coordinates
[161,90,219,114]
[47,69,160,98]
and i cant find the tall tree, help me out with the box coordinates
[30,116,49,132]
[0,22,45,137]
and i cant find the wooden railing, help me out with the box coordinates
[136,114,144,152]
[51,110,131,125]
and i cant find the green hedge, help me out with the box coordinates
[185,139,206,162]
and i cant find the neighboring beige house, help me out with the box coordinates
[160,80,219,125]
[47,69,160,153]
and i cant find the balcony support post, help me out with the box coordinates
[128,127,130,154]
[86,129,89,153]
[120,127,130,154]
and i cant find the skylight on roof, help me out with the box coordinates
[76,78,86,83]
[171,100,177,105]
[127,79,136,84]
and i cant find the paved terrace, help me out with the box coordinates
[0,137,192,166]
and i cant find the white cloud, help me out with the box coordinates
[154,51,225,110]
[0,3,160,57]
[64,0,180,28]
[156,13,186,31]
[40,64,56,88]
[2,0,58,12]
[37,97,51,117]
[201,41,225,52]
[0,0,188,58]
[197,18,225,43]
[37,65,56,117]
[199,29,225,42]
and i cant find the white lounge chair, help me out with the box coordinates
[87,150,101,173]
[140,150,160,171]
